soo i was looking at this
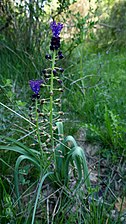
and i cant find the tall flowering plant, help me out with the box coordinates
[0,21,90,224]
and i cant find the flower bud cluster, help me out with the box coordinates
[50,36,60,51]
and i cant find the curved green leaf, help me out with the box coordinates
[3,137,40,159]
[72,154,82,187]
[14,155,41,210]
[32,172,54,224]
[64,135,78,148]
[56,121,64,139]
[0,145,27,155]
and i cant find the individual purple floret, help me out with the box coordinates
[29,80,43,94]
[50,21,63,38]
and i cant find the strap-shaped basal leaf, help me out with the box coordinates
[64,147,74,186]
[72,154,83,187]
[80,149,91,188]
[0,144,40,164]
[72,146,90,188]
[56,121,64,139]
[64,147,83,187]
[31,172,53,224]
[0,145,27,155]
[55,143,68,182]
[55,144,64,175]
[54,123,90,189]
[14,155,41,210]
[3,137,40,159]
[64,135,78,149]
[55,135,77,181]
[65,146,91,189]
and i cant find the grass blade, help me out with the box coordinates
[14,155,41,210]
[31,172,53,224]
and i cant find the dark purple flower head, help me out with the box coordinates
[50,21,63,38]
[29,80,43,94]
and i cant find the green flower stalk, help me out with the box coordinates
[49,21,63,150]
[49,50,56,149]
[29,80,45,165]
[29,22,64,154]
[35,98,43,160]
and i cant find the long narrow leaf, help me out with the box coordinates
[31,172,53,224]
[3,137,40,159]
[72,154,82,187]
[0,145,27,155]
[14,155,41,210]
[56,122,64,139]
[64,135,78,148]
[73,146,91,188]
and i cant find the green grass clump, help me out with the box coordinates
[63,46,126,161]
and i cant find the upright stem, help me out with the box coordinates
[50,50,56,150]
[35,99,43,162]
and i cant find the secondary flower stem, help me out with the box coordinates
[35,99,43,162]
[50,50,56,150]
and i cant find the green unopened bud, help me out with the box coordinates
[39,113,45,117]
[50,91,53,96]
[42,143,47,147]
[44,119,48,122]
[58,111,64,115]
[46,133,51,138]
[57,150,62,154]
[41,132,46,136]
[46,138,51,143]
[37,109,40,113]
[60,155,64,158]
[59,138,64,141]
[40,99,45,104]
[55,102,61,107]
[30,143,36,146]
[41,83,46,87]
[46,151,51,154]
[58,88,64,92]
[57,118,62,122]
[52,126,57,131]
[55,98,61,103]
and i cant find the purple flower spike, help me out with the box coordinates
[29,80,43,94]
[50,21,63,37]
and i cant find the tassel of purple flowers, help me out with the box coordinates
[29,80,44,99]
[50,21,63,51]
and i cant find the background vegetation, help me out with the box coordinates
[0,0,126,223]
